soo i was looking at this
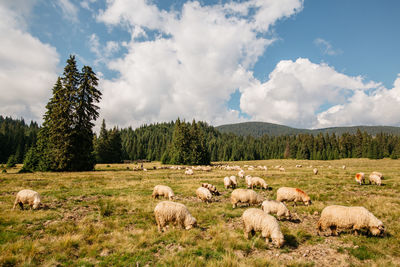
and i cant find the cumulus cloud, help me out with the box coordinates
[97,0,303,127]
[314,38,342,56]
[57,0,79,23]
[240,58,381,128]
[0,1,59,122]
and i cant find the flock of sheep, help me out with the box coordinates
[12,164,386,250]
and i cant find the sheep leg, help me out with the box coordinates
[13,199,19,210]
[330,226,338,236]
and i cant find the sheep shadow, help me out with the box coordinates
[283,234,299,249]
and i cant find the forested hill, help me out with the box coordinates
[216,122,400,137]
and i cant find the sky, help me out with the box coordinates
[1,0,400,129]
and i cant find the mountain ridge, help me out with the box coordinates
[216,121,400,137]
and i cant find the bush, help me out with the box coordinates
[6,154,17,168]
[20,147,40,172]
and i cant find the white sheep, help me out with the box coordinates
[154,201,197,232]
[231,189,263,208]
[13,189,42,210]
[313,168,318,175]
[355,172,365,185]
[229,176,238,188]
[196,187,212,202]
[368,174,382,186]
[242,208,284,248]
[238,170,245,179]
[185,169,194,175]
[201,183,220,195]
[371,171,384,179]
[245,175,252,188]
[276,187,311,206]
[261,200,291,220]
[152,185,175,200]
[342,165,346,170]
[278,167,285,172]
[224,176,234,189]
[249,177,268,190]
[296,164,302,168]
[317,205,385,236]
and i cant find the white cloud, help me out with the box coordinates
[0,2,59,122]
[80,0,96,11]
[88,33,120,65]
[57,0,79,23]
[314,38,342,56]
[97,0,303,127]
[240,58,381,128]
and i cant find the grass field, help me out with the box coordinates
[1,159,400,266]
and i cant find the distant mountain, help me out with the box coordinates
[216,121,400,137]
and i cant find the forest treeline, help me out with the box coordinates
[2,117,400,165]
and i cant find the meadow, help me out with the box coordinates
[1,159,399,266]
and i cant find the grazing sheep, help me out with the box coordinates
[229,176,238,188]
[355,172,365,185]
[242,208,284,248]
[185,169,194,175]
[152,185,175,200]
[278,167,285,172]
[368,174,382,186]
[224,176,234,189]
[371,171,384,179]
[13,189,42,210]
[238,170,245,179]
[245,175,252,188]
[154,201,197,232]
[201,183,220,195]
[262,200,291,220]
[317,205,385,236]
[276,187,311,206]
[313,168,318,175]
[249,177,268,190]
[231,189,263,208]
[296,164,302,168]
[196,187,212,202]
[342,165,346,170]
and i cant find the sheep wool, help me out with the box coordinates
[231,189,263,208]
[355,173,365,185]
[201,183,220,195]
[313,168,318,175]
[276,187,311,206]
[242,208,284,247]
[229,176,238,188]
[249,177,268,190]
[154,201,197,232]
[152,185,175,200]
[317,205,384,236]
[261,200,291,220]
[196,187,212,202]
[13,189,42,210]
[224,176,233,189]
[368,174,382,186]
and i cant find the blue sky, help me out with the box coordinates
[1,0,400,128]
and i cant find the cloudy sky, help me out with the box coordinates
[1,0,400,129]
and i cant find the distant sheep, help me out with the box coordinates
[278,167,285,172]
[196,187,212,202]
[154,201,197,232]
[13,189,42,210]
[296,164,302,168]
[242,208,284,248]
[224,176,235,189]
[342,165,346,170]
[185,169,194,175]
[355,173,365,185]
[152,185,175,200]
[368,174,382,186]
[276,187,311,206]
[231,189,263,208]
[249,177,268,190]
[313,168,318,175]
[262,200,291,220]
[371,171,384,179]
[201,183,220,195]
[238,170,245,179]
[229,176,238,188]
[317,205,385,236]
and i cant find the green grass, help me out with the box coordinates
[0,159,400,266]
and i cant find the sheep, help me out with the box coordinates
[278,167,285,172]
[261,200,291,220]
[154,201,197,232]
[371,171,384,179]
[276,187,311,206]
[196,187,212,202]
[355,172,365,185]
[152,185,175,200]
[224,176,234,189]
[231,189,263,208]
[242,208,284,248]
[238,170,245,179]
[313,168,318,175]
[201,183,220,195]
[342,165,346,170]
[245,175,253,188]
[229,176,238,188]
[185,169,194,175]
[368,174,382,186]
[295,164,302,168]
[317,205,385,236]
[13,189,42,210]
[249,177,268,190]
